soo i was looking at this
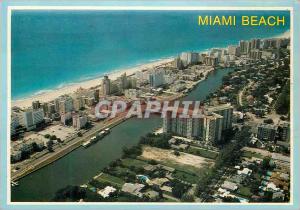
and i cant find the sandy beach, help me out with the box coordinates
[12,58,173,109]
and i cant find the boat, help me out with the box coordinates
[104,128,110,134]
[82,128,111,148]
[90,136,98,143]
[11,181,19,187]
[82,140,92,148]
[97,131,106,138]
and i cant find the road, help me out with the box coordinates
[11,114,128,181]
[238,80,254,106]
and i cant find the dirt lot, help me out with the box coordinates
[141,146,214,170]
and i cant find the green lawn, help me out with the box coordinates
[242,151,264,159]
[114,166,133,174]
[172,170,200,184]
[235,186,252,198]
[95,173,125,187]
[122,158,149,168]
[187,147,218,159]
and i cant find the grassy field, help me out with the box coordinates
[172,170,200,184]
[187,146,218,159]
[114,166,134,174]
[242,151,264,159]
[95,173,125,187]
[122,158,149,168]
[235,186,252,198]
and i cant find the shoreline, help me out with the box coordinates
[11,31,289,109]
[12,58,174,109]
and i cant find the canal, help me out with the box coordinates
[11,68,233,201]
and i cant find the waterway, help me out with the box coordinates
[11,68,233,202]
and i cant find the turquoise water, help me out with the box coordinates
[12,10,290,99]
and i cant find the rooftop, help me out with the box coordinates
[121,183,145,197]
[221,181,238,191]
[97,186,116,198]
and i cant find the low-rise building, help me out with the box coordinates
[237,168,252,176]
[14,141,33,153]
[221,181,238,191]
[124,89,141,99]
[97,186,117,198]
[144,190,160,200]
[121,183,145,198]
[11,150,22,162]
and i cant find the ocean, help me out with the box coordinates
[11,10,290,100]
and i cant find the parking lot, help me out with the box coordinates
[38,124,77,141]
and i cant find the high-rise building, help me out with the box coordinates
[73,97,85,111]
[101,75,111,96]
[58,95,73,114]
[40,102,49,115]
[53,98,59,113]
[228,45,241,56]
[116,73,129,91]
[94,89,100,102]
[11,114,19,136]
[127,77,137,89]
[204,56,219,66]
[239,40,251,55]
[207,103,233,130]
[135,71,149,81]
[180,52,199,66]
[250,39,261,49]
[121,73,128,89]
[257,123,277,141]
[163,108,223,145]
[199,53,207,63]
[281,122,290,142]
[32,100,40,110]
[61,112,72,125]
[203,113,223,145]
[32,109,44,125]
[23,110,34,130]
[262,39,279,49]
[149,69,165,88]
[163,114,201,139]
[47,103,56,114]
[173,56,184,70]
[22,108,44,130]
[72,114,88,129]
[250,49,262,60]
